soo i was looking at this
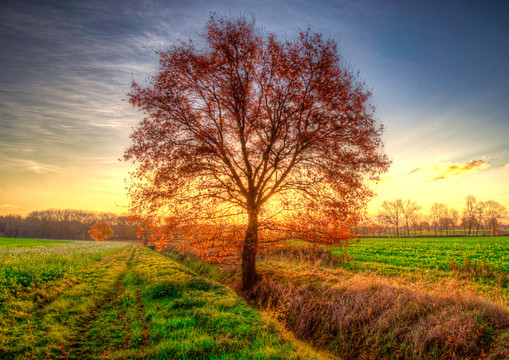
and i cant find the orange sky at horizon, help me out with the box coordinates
[1,153,508,223]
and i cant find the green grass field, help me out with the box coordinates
[336,236,509,272]
[0,238,129,300]
[0,237,327,359]
[3,236,508,360]
[0,237,69,248]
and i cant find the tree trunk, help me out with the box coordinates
[241,209,259,291]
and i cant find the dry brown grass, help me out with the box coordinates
[252,261,509,360]
[258,244,351,268]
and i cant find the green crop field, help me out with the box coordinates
[0,237,69,248]
[336,236,509,272]
[0,237,326,360]
[0,239,128,300]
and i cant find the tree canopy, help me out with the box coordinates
[88,222,114,242]
[125,14,390,290]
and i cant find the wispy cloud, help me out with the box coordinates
[502,163,509,168]
[405,160,490,181]
[0,154,61,174]
[375,176,392,184]
[428,160,489,182]
[0,204,17,209]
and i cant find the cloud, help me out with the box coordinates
[407,167,420,175]
[0,204,17,209]
[375,176,392,184]
[0,154,61,174]
[428,160,489,181]
[502,163,509,168]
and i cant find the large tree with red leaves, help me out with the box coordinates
[125,15,390,290]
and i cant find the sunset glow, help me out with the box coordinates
[1,0,508,220]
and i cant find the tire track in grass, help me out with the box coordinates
[63,244,152,359]
[57,245,138,359]
[32,245,133,313]
[1,244,134,359]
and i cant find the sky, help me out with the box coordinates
[1,0,508,219]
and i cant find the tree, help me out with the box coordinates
[380,199,403,237]
[448,208,459,235]
[88,222,114,241]
[462,195,477,236]
[401,199,421,237]
[430,202,448,236]
[410,213,423,236]
[484,200,506,236]
[125,15,389,290]
[421,218,431,234]
[474,200,486,236]
[376,210,389,236]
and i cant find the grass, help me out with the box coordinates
[0,237,327,359]
[5,235,508,359]
[253,259,509,360]
[340,236,509,272]
[0,237,70,248]
[0,238,129,300]
[329,237,509,301]
[167,236,509,360]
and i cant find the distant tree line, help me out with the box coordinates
[0,209,138,240]
[357,195,507,237]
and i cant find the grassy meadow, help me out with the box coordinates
[171,236,509,360]
[0,238,328,360]
[343,236,509,272]
[2,235,508,359]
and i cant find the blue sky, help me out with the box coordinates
[1,0,508,217]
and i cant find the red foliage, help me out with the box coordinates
[125,14,390,289]
[88,222,114,242]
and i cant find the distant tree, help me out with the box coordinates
[381,199,403,237]
[0,210,137,240]
[367,222,379,236]
[376,210,388,236]
[410,213,423,236]
[430,203,448,236]
[125,14,390,290]
[401,200,421,237]
[420,220,431,236]
[0,215,23,238]
[483,200,506,236]
[88,222,114,241]
[448,209,459,235]
[462,195,477,236]
[475,201,486,236]
[357,219,379,237]
[439,205,450,236]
